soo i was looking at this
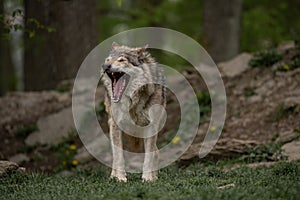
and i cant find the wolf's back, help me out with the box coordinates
[141,62,166,105]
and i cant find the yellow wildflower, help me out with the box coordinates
[70,144,77,150]
[172,136,181,144]
[65,150,70,155]
[72,159,79,166]
[283,65,289,70]
[210,125,217,132]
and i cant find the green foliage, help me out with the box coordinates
[242,0,300,52]
[116,0,122,7]
[249,38,300,72]
[15,124,38,138]
[196,90,211,122]
[239,143,287,163]
[97,0,202,69]
[276,39,300,71]
[2,0,299,54]
[150,49,190,72]
[98,0,300,65]
[0,8,55,40]
[55,143,78,170]
[249,49,282,68]
[47,129,80,170]
[1,161,300,199]
[101,0,202,39]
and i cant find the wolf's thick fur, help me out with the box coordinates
[102,43,166,182]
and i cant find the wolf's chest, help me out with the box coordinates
[111,95,149,127]
[111,94,130,115]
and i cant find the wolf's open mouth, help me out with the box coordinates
[107,71,130,102]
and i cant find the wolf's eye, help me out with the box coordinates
[117,57,126,62]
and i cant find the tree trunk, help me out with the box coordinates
[0,2,16,96]
[0,1,5,95]
[24,0,98,91]
[203,0,243,62]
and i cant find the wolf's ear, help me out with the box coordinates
[136,44,149,53]
[143,44,149,49]
[112,42,120,49]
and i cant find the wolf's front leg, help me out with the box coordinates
[142,135,158,182]
[109,118,127,182]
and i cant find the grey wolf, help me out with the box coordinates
[101,42,166,182]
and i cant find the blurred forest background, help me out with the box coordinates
[1,1,300,192]
[0,0,299,95]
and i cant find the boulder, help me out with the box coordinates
[9,153,30,164]
[0,91,71,135]
[0,160,25,175]
[218,53,252,77]
[277,40,295,53]
[25,108,75,146]
[282,140,300,161]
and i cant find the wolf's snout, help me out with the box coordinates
[102,63,111,71]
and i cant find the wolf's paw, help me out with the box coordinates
[142,172,158,182]
[111,170,127,182]
[110,174,127,182]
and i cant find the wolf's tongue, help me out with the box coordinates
[113,76,126,100]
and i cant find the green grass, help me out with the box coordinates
[1,161,300,200]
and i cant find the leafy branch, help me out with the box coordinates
[0,8,55,39]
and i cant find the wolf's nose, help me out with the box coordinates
[102,63,111,71]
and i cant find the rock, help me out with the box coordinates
[281,140,300,161]
[24,85,106,147]
[0,91,71,135]
[247,95,262,103]
[218,53,252,77]
[277,40,295,53]
[25,108,75,146]
[0,160,25,175]
[180,138,260,161]
[283,96,300,107]
[276,130,298,144]
[255,79,276,96]
[9,153,30,164]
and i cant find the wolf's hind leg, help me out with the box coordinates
[109,119,127,182]
[142,135,158,182]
